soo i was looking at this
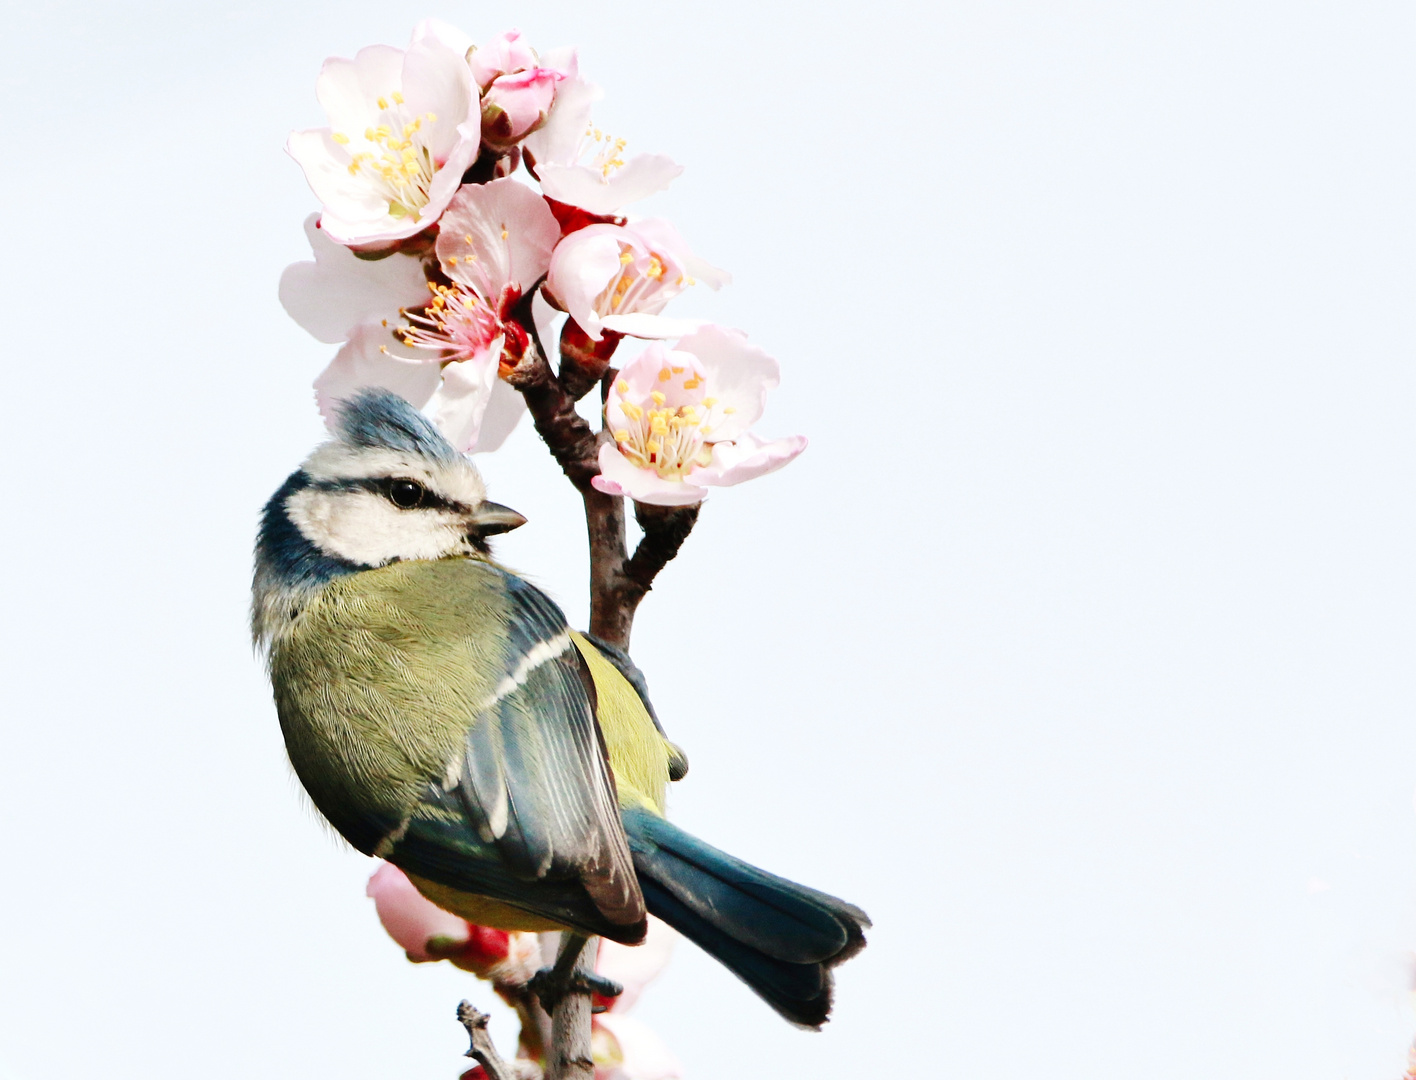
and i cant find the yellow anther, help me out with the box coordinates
[685,276,696,286]
[379,345,390,354]
[684,379,701,390]
[501,229,509,240]
[619,251,634,265]
[658,369,672,382]
[331,132,350,144]
[376,125,391,138]
[426,112,437,122]
[403,124,414,138]
[392,91,405,105]
[377,96,389,110]
[723,406,736,414]
[646,440,661,455]
[465,234,474,244]
[651,391,667,405]
[617,380,629,393]
[365,127,375,141]
[612,430,630,442]
[646,256,664,279]
[671,366,685,374]
[447,256,459,266]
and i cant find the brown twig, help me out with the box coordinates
[506,293,702,651]
[457,1001,520,1080]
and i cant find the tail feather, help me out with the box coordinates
[622,808,869,1029]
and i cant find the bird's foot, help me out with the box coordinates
[527,966,623,1015]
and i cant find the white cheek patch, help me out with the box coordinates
[286,488,468,567]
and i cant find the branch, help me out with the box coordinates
[457,1001,525,1080]
[542,935,597,1080]
[506,295,703,651]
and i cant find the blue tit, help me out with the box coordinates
[251,389,868,1028]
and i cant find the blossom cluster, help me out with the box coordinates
[368,863,682,1080]
[281,19,804,505]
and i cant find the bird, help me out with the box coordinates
[251,388,868,1027]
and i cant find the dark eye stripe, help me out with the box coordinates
[308,477,470,514]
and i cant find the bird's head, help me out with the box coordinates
[253,389,526,640]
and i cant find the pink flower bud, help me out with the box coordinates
[468,29,540,89]
[482,67,564,149]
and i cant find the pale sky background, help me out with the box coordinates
[1,1,1413,1077]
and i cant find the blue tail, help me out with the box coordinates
[622,807,869,1028]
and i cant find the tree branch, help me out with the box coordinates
[506,295,702,652]
[457,1001,520,1080]
[542,934,597,1080]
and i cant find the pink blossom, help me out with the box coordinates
[591,328,807,506]
[468,31,572,150]
[398,179,558,365]
[286,21,481,248]
[366,863,541,983]
[547,221,728,342]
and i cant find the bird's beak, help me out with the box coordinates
[470,501,527,536]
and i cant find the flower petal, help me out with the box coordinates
[675,325,779,439]
[630,218,731,291]
[600,313,706,339]
[591,444,707,507]
[366,862,470,962]
[466,378,526,454]
[427,351,502,452]
[523,74,602,165]
[695,432,807,488]
[279,214,430,343]
[436,179,561,301]
[547,228,624,340]
[313,325,443,426]
[536,153,683,215]
[315,47,404,135]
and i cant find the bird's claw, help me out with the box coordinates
[528,966,623,1014]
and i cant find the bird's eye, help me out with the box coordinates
[388,479,426,509]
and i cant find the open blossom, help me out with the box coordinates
[592,327,807,506]
[278,205,532,454]
[524,78,681,215]
[287,21,480,247]
[396,177,559,372]
[547,220,729,342]
[471,30,573,150]
[366,863,542,983]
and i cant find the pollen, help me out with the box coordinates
[607,363,733,481]
[392,90,405,105]
[377,96,389,110]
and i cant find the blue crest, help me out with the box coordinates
[333,388,460,465]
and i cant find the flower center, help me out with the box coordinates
[598,245,695,314]
[395,280,501,362]
[609,366,737,479]
[584,127,627,178]
[331,91,440,221]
